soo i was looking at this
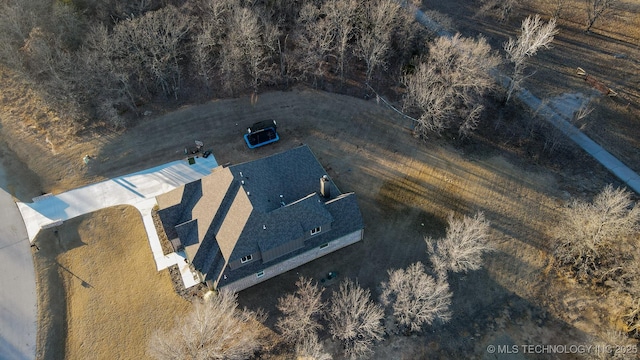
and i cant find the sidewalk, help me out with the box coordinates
[17,155,218,287]
[411,6,640,194]
[516,88,640,193]
[18,156,218,240]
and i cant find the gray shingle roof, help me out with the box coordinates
[244,193,333,254]
[157,145,364,288]
[215,192,363,286]
[228,145,340,213]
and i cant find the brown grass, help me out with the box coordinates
[21,85,634,358]
[33,206,191,360]
[0,1,631,356]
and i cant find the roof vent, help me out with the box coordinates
[320,175,330,198]
[263,225,267,230]
[240,171,243,177]
[241,180,245,185]
[247,191,250,196]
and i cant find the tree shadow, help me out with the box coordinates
[31,219,89,360]
[0,122,44,202]
[54,260,93,289]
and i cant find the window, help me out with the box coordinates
[310,226,322,235]
[256,270,264,278]
[319,243,329,249]
[241,255,253,264]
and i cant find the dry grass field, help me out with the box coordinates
[1,1,638,357]
[13,86,631,358]
[32,206,191,360]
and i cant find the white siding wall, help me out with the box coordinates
[221,229,363,292]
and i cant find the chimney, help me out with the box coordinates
[320,175,330,198]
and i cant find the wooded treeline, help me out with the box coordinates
[0,0,425,129]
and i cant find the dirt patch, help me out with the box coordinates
[32,206,191,360]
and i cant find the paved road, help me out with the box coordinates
[0,165,36,360]
[410,5,640,194]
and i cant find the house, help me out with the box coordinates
[156,145,364,292]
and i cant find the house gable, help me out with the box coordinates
[157,145,365,291]
[215,191,364,290]
[156,166,234,256]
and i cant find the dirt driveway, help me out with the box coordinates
[7,87,629,358]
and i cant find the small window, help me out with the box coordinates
[256,270,264,278]
[310,226,322,235]
[241,255,253,264]
[319,243,329,249]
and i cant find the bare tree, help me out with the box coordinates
[190,0,233,90]
[354,0,404,84]
[20,27,63,80]
[103,5,192,99]
[426,212,493,277]
[323,0,358,81]
[49,2,86,50]
[294,334,333,360]
[403,34,500,138]
[553,185,639,282]
[290,2,335,85]
[503,15,558,103]
[79,24,136,126]
[326,279,384,360]
[89,0,159,23]
[380,262,452,333]
[149,290,265,360]
[221,5,278,94]
[276,277,325,344]
[0,0,50,67]
[476,0,518,22]
[585,0,618,33]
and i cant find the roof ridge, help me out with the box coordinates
[282,192,318,208]
[325,192,355,204]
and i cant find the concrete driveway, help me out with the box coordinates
[1,155,217,360]
[0,166,36,360]
[18,156,218,284]
[18,156,218,241]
